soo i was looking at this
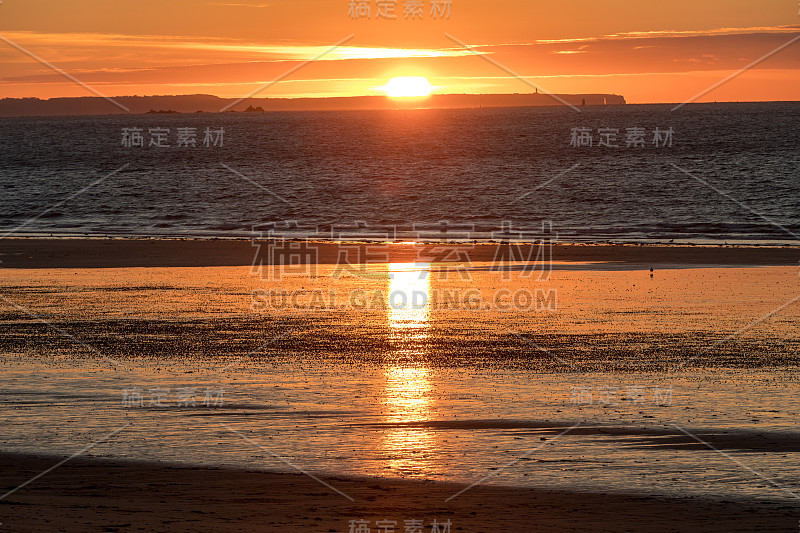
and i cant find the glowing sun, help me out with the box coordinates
[383,77,433,98]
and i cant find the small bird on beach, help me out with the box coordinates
[650,267,654,278]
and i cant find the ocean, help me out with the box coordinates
[2,101,800,506]
[2,101,799,244]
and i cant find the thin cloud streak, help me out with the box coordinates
[0,31,475,61]
[535,25,800,44]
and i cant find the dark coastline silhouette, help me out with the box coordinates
[0,92,626,117]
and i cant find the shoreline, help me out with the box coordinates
[0,92,626,117]
[2,238,799,269]
[0,451,795,532]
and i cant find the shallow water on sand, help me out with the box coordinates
[2,360,799,503]
[1,263,799,502]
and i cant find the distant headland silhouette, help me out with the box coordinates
[0,93,626,117]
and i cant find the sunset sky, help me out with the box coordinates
[1,0,799,103]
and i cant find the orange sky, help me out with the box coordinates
[0,0,799,103]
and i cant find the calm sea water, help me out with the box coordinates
[1,102,799,243]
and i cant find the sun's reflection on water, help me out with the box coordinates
[382,263,437,476]
[387,262,431,353]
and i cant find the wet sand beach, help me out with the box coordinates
[0,452,797,533]
[1,239,799,531]
[1,238,799,269]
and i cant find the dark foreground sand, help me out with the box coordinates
[0,453,796,533]
[1,238,799,268]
